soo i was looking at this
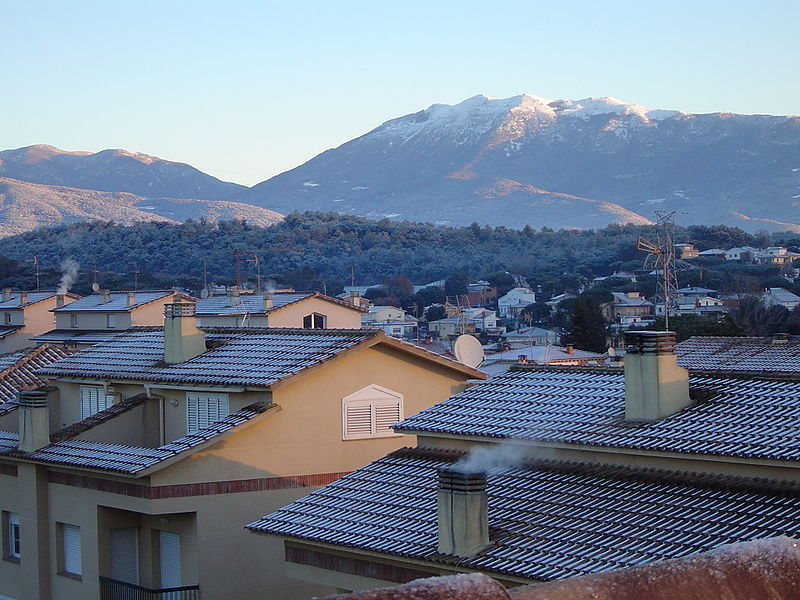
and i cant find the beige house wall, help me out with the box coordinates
[55,311,133,331]
[130,298,178,327]
[0,298,69,353]
[267,297,361,329]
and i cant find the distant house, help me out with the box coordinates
[678,286,718,299]
[673,243,699,259]
[0,290,80,353]
[428,316,477,338]
[196,290,364,328]
[602,291,654,325]
[497,287,536,318]
[370,320,418,339]
[502,326,560,347]
[481,344,605,377]
[544,293,576,312]
[362,305,406,325]
[763,287,800,310]
[697,248,726,259]
[754,247,800,267]
[725,246,756,262]
[34,289,193,349]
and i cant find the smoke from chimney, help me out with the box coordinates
[453,441,530,475]
[57,258,79,295]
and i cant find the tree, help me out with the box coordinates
[650,314,744,342]
[561,297,609,353]
[414,285,445,308]
[384,275,413,299]
[444,271,469,297]
[485,271,516,296]
[732,296,789,336]
[521,302,551,324]
[424,304,446,322]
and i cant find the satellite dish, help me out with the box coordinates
[91,282,100,292]
[200,288,209,299]
[453,334,485,368]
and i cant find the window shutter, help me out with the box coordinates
[186,394,229,434]
[159,531,182,588]
[80,386,114,419]
[80,387,94,420]
[343,404,373,439]
[62,524,81,575]
[8,512,19,558]
[375,401,402,434]
[187,396,199,433]
[110,528,138,584]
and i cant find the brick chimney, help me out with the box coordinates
[227,288,240,307]
[350,290,360,306]
[437,467,490,557]
[624,330,691,421]
[163,302,206,364]
[2,288,10,302]
[56,294,65,309]
[18,389,50,452]
[264,292,274,311]
[127,292,136,307]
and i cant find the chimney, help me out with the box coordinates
[350,290,360,306]
[517,354,528,364]
[624,331,691,421]
[56,294,65,309]
[18,389,50,453]
[163,302,206,364]
[2,288,10,302]
[565,345,574,355]
[100,289,111,304]
[227,288,240,307]
[127,292,136,307]
[18,291,27,306]
[437,467,490,557]
[264,292,274,311]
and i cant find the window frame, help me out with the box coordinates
[58,523,82,580]
[3,313,11,325]
[2,511,19,562]
[303,312,327,329]
[79,386,115,419]
[70,314,78,328]
[342,384,403,441]
[106,313,117,328]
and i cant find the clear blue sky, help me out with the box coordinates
[3,1,798,186]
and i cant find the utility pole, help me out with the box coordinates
[130,262,141,291]
[27,256,40,290]
[201,258,208,290]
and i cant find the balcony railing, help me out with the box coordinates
[99,576,199,600]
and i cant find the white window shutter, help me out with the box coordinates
[80,387,94,419]
[186,394,229,434]
[159,531,182,588]
[343,404,373,439]
[375,401,402,434]
[62,524,81,575]
[342,385,403,440]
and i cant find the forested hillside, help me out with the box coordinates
[0,213,792,296]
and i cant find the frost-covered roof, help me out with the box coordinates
[0,345,70,414]
[51,290,178,313]
[0,291,69,309]
[677,336,800,374]
[248,447,800,581]
[31,329,123,345]
[38,327,378,388]
[395,367,800,462]
[196,291,366,316]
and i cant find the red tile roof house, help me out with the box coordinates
[248,331,800,594]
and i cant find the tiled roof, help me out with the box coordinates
[38,328,379,388]
[31,329,123,345]
[485,346,601,363]
[248,448,800,581]
[52,290,177,312]
[2,401,271,474]
[0,326,23,339]
[0,345,70,413]
[0,291,66,309]
[195,292,312,315]
[395,367,800,462]
[677,336,800,373]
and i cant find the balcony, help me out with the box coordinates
[99,577,199,600]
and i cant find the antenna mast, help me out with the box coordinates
[637,211,681,330]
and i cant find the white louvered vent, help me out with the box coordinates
[186,394,230,434]
[342,385,403,440]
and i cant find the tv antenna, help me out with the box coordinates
[27,256,40,290]
[637,211,693,330]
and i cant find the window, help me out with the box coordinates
[59,523,81,578]
[3,512,19,561]
[159,531,182,588]
[70,314,78,328]
[3,313,10,325]
[186,393,229,433]
[106,313,117,328]
[342,385,403,440]
[80,386,114,419]
[303,313,326,329]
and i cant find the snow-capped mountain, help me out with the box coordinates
[246,94,800,231]
[0,145,246,200]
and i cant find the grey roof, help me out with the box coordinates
[0,291,62,310]
[504,327,559,340]
[395,368,800,462]
[248,447,800,581]
[31,329,123,345]
[485,346,601,363]
[38,327,378,388]
[1,401,270,474]
[766,288,800,303]
[52,291,175,313]
[195,292,312,316]
[0,345,70,413]
[0,326,23,339]
[677,336,800,374]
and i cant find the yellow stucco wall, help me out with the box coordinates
[267,297,361,329]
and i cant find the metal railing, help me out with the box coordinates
[99,576,200,600]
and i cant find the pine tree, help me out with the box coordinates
[562,297,609,353]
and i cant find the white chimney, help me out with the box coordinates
[127,292,136,307]
[18,291,27,306]
[624,330,691,421]
[2,288,10,302]
[437,467,490,557]
[263,292,274,311]
[227,289,240,307]
[163,302,206,364]
[101,289,111,304]
[18,389,50,452]
[350,291,360,306]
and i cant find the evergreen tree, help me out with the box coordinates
[562,297,609,353]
